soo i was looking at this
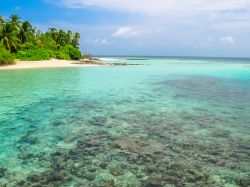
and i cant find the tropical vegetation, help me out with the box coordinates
[0,43,15,65]
[0,14,82,64]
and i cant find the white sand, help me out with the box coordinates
[0,59,104,70]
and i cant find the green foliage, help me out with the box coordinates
[19,21,34,43]
[46,28,80,49]
[72,32,80,48]
[0,44,15,65]
[66,45,81,60]
[19,41,37,50]
[55,45,81,60]
[55,47,70,60]
[0,14,82,61]
[15,48,54,61]
[55,51,70,60]
[0,21,20,52]
[36,34,58,51]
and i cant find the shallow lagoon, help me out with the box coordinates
[0,57,250,187]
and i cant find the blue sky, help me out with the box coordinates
[1,0,250,57]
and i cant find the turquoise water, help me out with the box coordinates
[0,57,250,187]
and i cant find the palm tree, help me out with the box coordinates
[0,22,20,52]
[66,30,72,44]
[0,15,20,52]
[9,14,20,22]
[34,28,42,39]
[58,29,67,46]
[9,14,21,30]
[72,32,80,48]
[48,27,59,42]
[0,16,5,33]
[19,21,34,43]
[0,16,4,37]
[0,16,4,24]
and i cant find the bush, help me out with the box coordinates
[55,51,70,60]
[69,47,81,60]
[19,42,40,51]
[55,45,81,60]
[0,46,15,65]
[55,46,70,60]
[15,48,54,61]
[14,45,81,61]
[37,35,58,51]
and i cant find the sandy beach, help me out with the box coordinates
[0,59,104,70]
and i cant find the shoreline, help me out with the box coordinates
[0,59,106,70]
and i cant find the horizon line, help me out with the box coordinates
[93,55,250,59]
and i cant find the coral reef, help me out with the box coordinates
[0,71,249,187]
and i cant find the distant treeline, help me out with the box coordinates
[0,14,82,64]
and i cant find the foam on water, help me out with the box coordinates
[0,57,250,186]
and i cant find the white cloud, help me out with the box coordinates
[83,37,111,45]
[43,0,250,56]
[200,36,235,46]
[49,0,250,31]
[57,0,250,15]
[220,36,235,44]
[112,27,138,37]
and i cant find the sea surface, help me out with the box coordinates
[0,57,250,187]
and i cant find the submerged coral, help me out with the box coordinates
[0,72,250,187]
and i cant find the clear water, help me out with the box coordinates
[0,57,250,187]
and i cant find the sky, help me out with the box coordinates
[1,0,250,57]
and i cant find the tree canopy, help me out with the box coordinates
[0,14,82,64]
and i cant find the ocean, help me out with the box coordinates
[0,57,250,186]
